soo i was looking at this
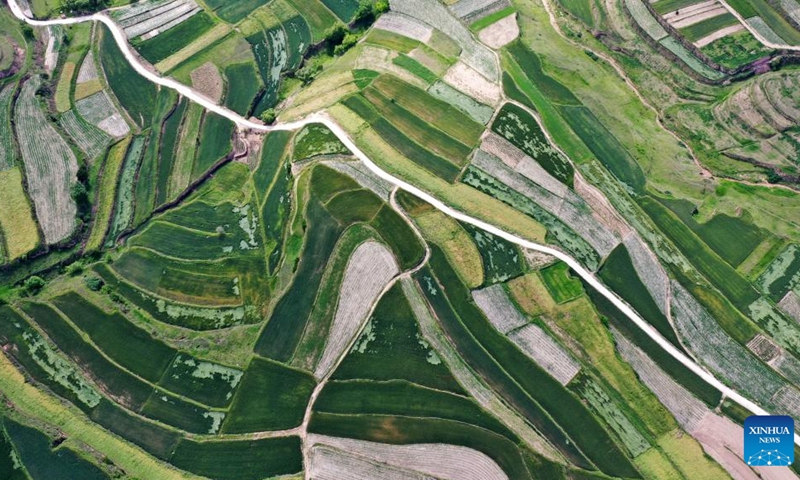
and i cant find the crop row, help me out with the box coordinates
[15,77,78,244]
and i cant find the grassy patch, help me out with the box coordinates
[539,261,583,304]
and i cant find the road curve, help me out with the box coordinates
[9,0,799,446]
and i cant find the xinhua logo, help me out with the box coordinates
[744,415,794,467]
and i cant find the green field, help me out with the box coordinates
[421,247,640,478]
[193,112,234,178]
[89,399,179,460]
[700,30,773,69]
[679,13,738,42]
[99,25,157,128]
[491,102,574,187]
[4,418,109,480]
[224,63,261,116]
[462,223,524,285]
[599,245,681,347]
[540,262,584,304]
[135,13,217,65]
[314,380,514,438]
[140,392,220,434]
[155,97,187,206]
[392,54,439,83]
[170,436,303,480]
[653,0,707,14]
[292,123,349,160]
[318,0,360,21]
[222,357,315,433]
[332,283,465,392]
[343,94,462,182]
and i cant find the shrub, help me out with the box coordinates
[333,33,359,55]
[22,276,46,296]
[85,276,104,291]
[260,109,277,124]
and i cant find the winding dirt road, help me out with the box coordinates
[8,0,799,446]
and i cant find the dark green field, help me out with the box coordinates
[325,188,384,224]
[332,284,465,392]
[315,379,515,438]
[370,204,425,270]
[135,13,216,64]
[158,355,243,408]
[89,400,179,460]
[98,25,157,128]
[506,41,581,106]
[222,357,315,433]
[19,302,154,410]
[319,0,360,21]
[421,247,640,478]
[205,0,269,23]
[491,103,574,187]
[3,418,108,480]
[679,13,738,42]
[170,436,303,480]
[0,421,28,480]
[141,392,220,434]
[224,63,260,116]
[51,292,176,383]
[463,223,524,285]
[599,245,681,347]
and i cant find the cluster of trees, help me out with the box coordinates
[60,0,110,15]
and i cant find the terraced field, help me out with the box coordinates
[6,0,800,479]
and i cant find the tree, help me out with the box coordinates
[85,276,104,291]
[334,33,360,56]
[23,276,46,296]
[260,109,277,124]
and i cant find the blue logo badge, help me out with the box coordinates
[744,415,794,467]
